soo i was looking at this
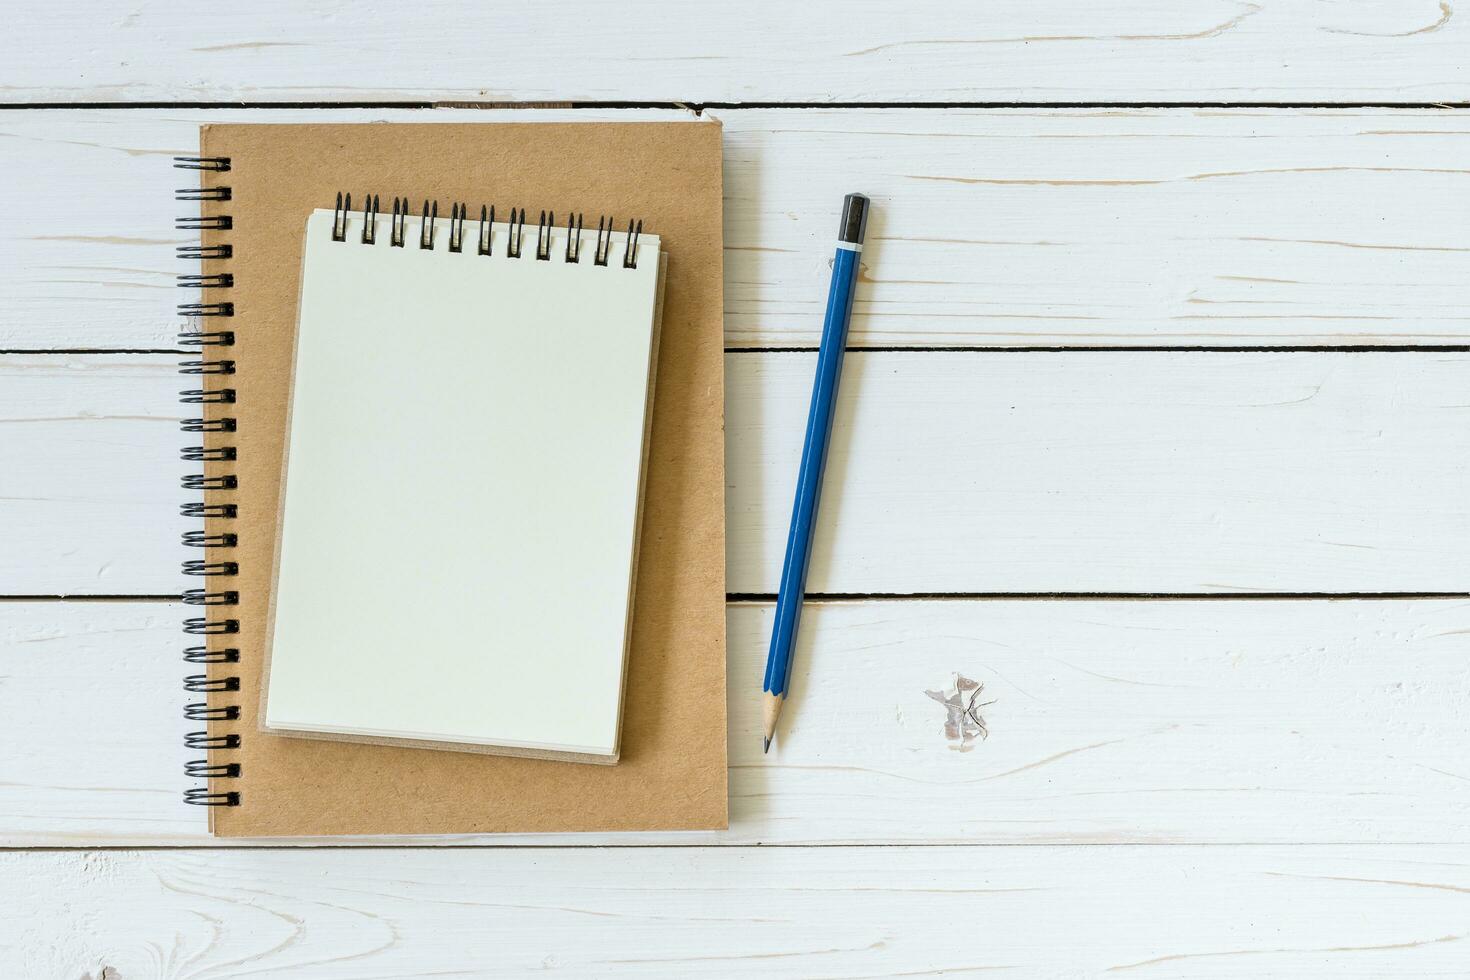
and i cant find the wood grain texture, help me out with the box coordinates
[5,108,1470,348]
[0,355,186,595]
[4,351,1468,597]
[723,108,1470,347]
[6,600,1469,846]
[0,602,192,841]
[7,845,1470,977]
[728,350,1470,594]
[8,1,1470,103]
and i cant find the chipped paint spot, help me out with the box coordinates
[924,674,994,751]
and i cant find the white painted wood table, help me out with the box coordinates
[4,4,1470,976]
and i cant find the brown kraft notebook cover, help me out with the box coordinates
[191,120,726,836]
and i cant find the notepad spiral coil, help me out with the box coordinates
[176,155,242,808]
[329,193,646,268]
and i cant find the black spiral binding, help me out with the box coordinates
[175,155,241,809]
[329,193,645,269]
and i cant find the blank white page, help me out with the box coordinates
[264,208,661,761]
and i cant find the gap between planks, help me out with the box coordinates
[3,101,1470,111]
[6,840,1465,852]
[7,346,1470,356]
[6,593,1470,602]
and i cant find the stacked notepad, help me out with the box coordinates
[264,206,663,763]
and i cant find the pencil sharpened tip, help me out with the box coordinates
[763,737,772,754]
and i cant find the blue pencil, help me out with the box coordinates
[763,193,869,752]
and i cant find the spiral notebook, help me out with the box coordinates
[261,203,664,763]
[178,121,727,836]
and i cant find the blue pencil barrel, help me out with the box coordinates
[763,195,867,700]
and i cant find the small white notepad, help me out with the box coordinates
[263,206,662,762]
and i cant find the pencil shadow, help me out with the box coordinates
[849,194,885,344]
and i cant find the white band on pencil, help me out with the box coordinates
[836,241,863,252]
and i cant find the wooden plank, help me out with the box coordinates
[722,108,1470,348]
[8,2,1470,103]
[4,108,1470,349]
[728,350,1470,594]
[0,355,185,595]
[7,599,1469,846]
[0,602,194,842]
[7,844,1470,976]
[5,350,1470,597]
[732,599,1470,845]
